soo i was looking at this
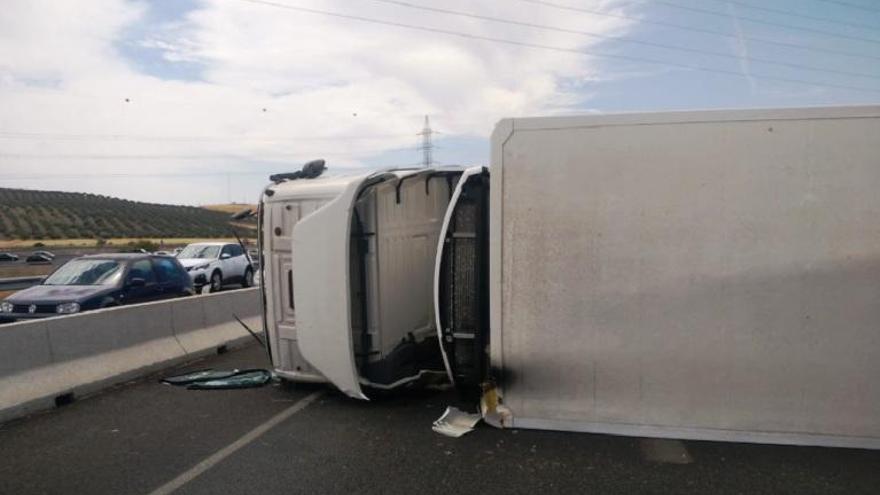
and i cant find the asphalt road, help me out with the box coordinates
[1,344,878,495]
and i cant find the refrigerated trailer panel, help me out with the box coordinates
[489,106,880,448]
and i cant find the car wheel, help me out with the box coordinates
[210,271,223,292]
[243,268,254,288]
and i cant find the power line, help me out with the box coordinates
[699,0,880,31]
[0,154,270,160]
[0,170,334,180]
[0,172,275,179]
[0,131,414,143]
[368,0,880,81]
[645,0,880,43]
[0,146,420,160]
[0,165,425,181]
[517,0,880,62]
[814,0,880,15]
[230,0,880,95]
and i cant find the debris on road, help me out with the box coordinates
[161,369,239,385]
[432,406,481,438]
[480,384,512,428]
[161,368,273,390]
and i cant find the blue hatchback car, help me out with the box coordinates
[0,254,194,320]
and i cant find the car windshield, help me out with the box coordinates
[44,259,123,286]
[177,245,220,259]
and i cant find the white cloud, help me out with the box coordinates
[0,0,143,82]
[0,0,632,203]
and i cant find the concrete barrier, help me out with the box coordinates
[0,276,45,291]
[0,288,262,423]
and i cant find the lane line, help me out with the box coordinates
[146,390,324,495]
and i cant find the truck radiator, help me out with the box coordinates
[439,173,489,392]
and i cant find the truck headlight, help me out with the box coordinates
[56,302,81,314]
[0,301,13,313]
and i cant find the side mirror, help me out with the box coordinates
[220,253,231,260]
[231,208,254,221]
[128,277,146,288]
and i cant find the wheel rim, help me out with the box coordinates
[245,270,253,286]
[211,273,222,291]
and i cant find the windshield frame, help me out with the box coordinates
[177,245,221,259]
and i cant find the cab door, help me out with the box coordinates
[218,244,237,280]
[152,257,190,298]
[291,178,368,399]
[123,259,164,304]
[232,244,250,279]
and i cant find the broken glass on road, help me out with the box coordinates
[161,368,272,389]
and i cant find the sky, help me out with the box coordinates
[1,0,878,205]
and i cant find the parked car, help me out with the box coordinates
[25,253,53,264]
[176,242,253,292]
[0,254,193,320]
[0,252,19,262]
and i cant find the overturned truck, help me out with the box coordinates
[259,105,880,449]
[259,167,465,398]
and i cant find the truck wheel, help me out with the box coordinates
[243,268,254,288]
[210,271,223,292]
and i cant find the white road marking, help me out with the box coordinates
[639,438,693,464]
[146,390,324,495]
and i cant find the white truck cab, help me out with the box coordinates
[259,165,464,397]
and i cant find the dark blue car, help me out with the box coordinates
[0,254,193,321]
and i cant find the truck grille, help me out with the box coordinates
[439,173,489,391]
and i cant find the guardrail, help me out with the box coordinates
[0,276,45,291]
[0,288,263,423]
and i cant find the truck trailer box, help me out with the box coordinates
[480,106,880,448]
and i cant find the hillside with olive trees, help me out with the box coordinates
[0,188,255,241]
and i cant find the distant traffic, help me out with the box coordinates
[0,241,257,322]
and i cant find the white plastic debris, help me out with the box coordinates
[432,406,481,438]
